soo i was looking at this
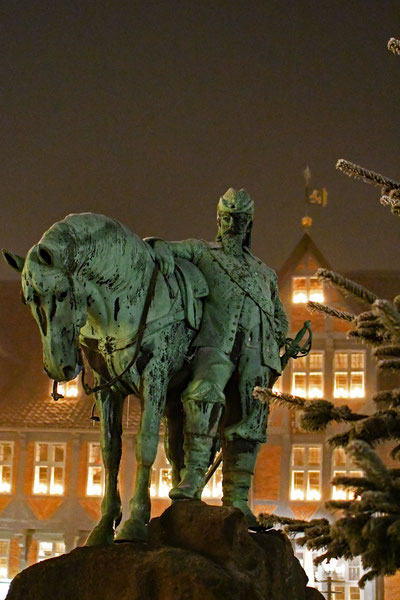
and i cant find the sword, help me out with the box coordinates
[204,321,312,485]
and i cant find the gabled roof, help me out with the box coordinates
[278,233,331,280]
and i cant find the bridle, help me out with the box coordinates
[51,263,159,400]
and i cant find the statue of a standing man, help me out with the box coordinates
[149,188,288,526]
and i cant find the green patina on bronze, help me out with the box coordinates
[148,187,288,527]
[2,188,291,541]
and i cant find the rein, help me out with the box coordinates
[82,263,159,395]
[52,263,159,400]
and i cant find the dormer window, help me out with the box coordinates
[292,276,324,304]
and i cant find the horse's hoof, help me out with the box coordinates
[85,526,114,547]
[115,518,148,543]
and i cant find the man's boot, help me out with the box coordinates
[169,432,215,500]
[169,381,224,501]
[222,438,260,528]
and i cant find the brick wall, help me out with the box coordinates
[384,572,400,599]
[8,538,20,579]
[254,445,281,501]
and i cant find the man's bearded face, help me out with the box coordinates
[218,212,251,238]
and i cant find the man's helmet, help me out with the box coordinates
[217,188,254,217]
[216,188,254,248]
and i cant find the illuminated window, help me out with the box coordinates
[202,465,223,499]
[33,443,66,495]
[291,445,322,501]
[332,448,363,500]
[51,378,79,398]
[150,464,172,498]
[292,352,324,398]
[349,588,361,600]
[158,468,173,498]
[334,352,365,398]
[150,464,222,499]
[0,443,13,494]
[333,586,345,600]
[0,541,9,579]
[293,277,307,303]
[86,443,104,497]
[37,540,65,562]
[292,277,324,304]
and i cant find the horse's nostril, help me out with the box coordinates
[63,366,76,380]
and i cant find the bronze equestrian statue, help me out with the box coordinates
[2,187,290,541]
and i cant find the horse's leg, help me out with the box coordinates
[164,389,185,489]
[115,372,167,542]
[85,388,124,546]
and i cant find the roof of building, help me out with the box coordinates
[278,233,332,280]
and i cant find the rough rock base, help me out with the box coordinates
[7,501,324,600]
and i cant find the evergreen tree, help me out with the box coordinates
[256,37,400,588]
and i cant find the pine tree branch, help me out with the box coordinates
[377,358,400,371]
[388,37,400,55]
[373,388,400,407]
[347,440,391,489]
[374,344,400,358]
[331,475,373,490]
[374,344,400,370]
[390,444,400,460]
[350,310,389,346]
[336,159,400,190]
[373,299,400,340]
[316,268,377,305]
[253,387,306,408]
[307,301,355,321]
[253,388,367,431]
[333,411,400,447]
[348,329,387,347]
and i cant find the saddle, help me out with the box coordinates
[174,257,209,330]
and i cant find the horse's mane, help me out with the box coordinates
[39,213,148,290]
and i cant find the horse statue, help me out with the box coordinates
[3,213,209,545]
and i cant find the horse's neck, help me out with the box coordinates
[80,238,155,340]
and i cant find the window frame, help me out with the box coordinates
[331,448,363,500]
[37,539,66,562]
[150,464,223,500]
[0,539,9,580]
[290,444,322,501]
[333,351,366,399]
[33,442,66,496]
[291,351,324,399]
[292,276,324,304]
[0,442,14,495]
[86,442,104,497]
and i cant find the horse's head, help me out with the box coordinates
[3,241,87,382]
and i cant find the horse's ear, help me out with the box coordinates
[37,245,54,267]
[2,249,25,272]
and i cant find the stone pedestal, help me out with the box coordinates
[6,501,324,600]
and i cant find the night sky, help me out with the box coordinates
[1,1,399,281]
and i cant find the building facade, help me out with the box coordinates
[0,233,399,599]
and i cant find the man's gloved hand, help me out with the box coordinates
[153,240,175,276]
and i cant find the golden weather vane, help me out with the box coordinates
[301,166,328,230]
